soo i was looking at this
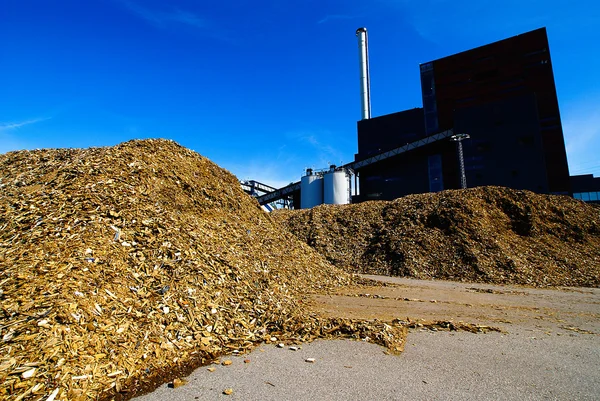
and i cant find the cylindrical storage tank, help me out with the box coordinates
[324,169,350,205]
[300,173,323,209]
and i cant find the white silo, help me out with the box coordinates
[300,169,324,209]
[324,165,350,205]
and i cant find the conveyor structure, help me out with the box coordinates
[254,128,454,206]
[241,179,295,210]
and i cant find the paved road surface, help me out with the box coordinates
[134,276,600,401]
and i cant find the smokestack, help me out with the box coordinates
[356,27,371,120]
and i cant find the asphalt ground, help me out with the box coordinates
[134,277,600,401]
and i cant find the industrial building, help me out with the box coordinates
[571,174,600,204]
[250,27,594,209]
[354,27,571,202]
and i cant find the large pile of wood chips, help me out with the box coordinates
[0,140,406,401]
[274,187,600,287]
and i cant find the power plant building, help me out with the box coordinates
[252,27,594,209]
[354,27,571,202]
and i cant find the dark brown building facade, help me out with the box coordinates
[354,27,571,201]
[420,27,570,194]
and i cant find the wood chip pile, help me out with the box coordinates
[273,187,600,287]
[0,139,406,401]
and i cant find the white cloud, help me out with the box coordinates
[0,117,50,132]
[286,130,349,168]
[121,1,206,29]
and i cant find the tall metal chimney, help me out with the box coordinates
[356,27,371,120]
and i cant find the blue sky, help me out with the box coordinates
[1,0,599,187]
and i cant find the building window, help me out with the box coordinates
[422,76,435,96]
[573,192,600,202]
[474,70,498,81]
[456,96,476,104]
[499,85,525,94]
[523,48,547,57]
[420,62,433,72]
[518,135,534,146]
[525,60,549,69]
[499,77,525,86]
[421,67,439,134]
[475,55,494,63]
[466,164,484,171]
[475,141,492,152]
[428,154,444,192]
[541,124,560,131]
[424,112,438,134]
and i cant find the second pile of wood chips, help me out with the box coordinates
[274,187,600,287]
[0,140,405,401]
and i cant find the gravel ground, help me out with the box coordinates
[134,276,600,401]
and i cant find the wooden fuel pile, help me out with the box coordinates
[274,187,600,288]
[0,139,406,401]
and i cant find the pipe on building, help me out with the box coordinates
[356,27,371,120]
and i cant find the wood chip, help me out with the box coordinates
[273,187,600,287]
[72,375,92,380]
[46,388,60,401]
[0,139,409,400]
[171,378,187,388]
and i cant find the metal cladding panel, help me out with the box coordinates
[420,27,570,193]
[324,171,349,205]
[571,174,600,193]
[300,175,323,209]
[356,108,425,160]
[454,93,549,193]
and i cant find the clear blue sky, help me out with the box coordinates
[2,0,599,187]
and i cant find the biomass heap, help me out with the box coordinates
[0,140,405,401]
[274,187,600,287]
